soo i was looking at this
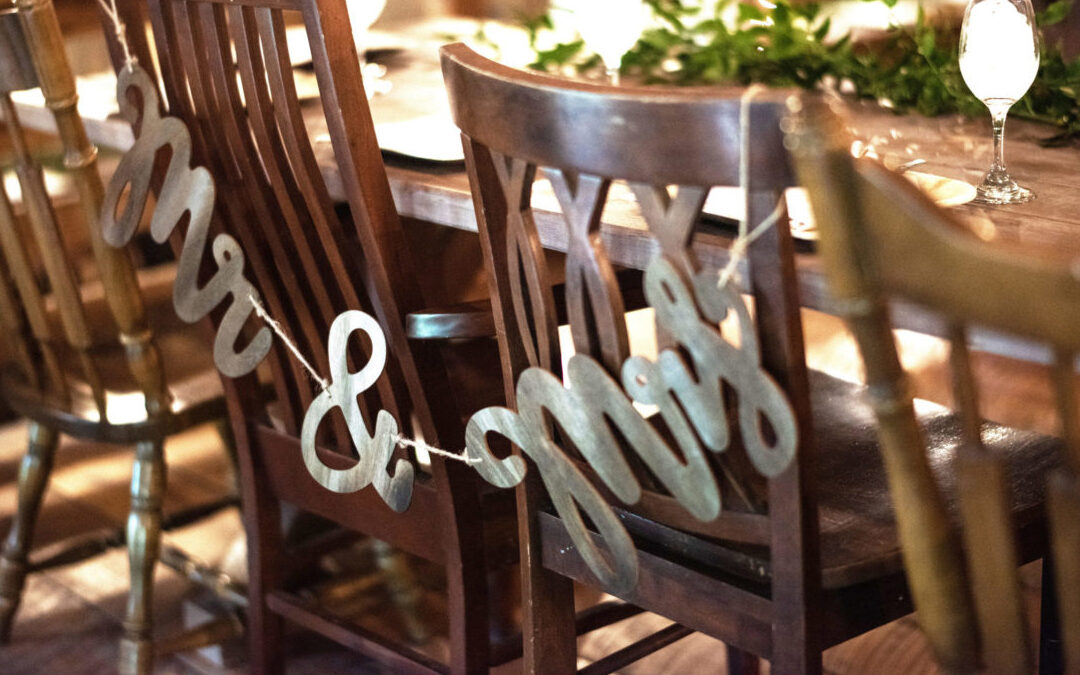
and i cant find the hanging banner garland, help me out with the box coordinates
[465,256,797,594]
[95,4,798,595]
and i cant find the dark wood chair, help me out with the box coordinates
[791,98,1069,673]
[0,1,233,673]
[105,0,522,672]
[441,44,1059,673]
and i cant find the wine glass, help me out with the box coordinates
[346,0,390,96]
[573,0,651,84]
[958,0,1040,204]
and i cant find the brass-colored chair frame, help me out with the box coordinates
[791,97,1070,673]
[0,2,231,673]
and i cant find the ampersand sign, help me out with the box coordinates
[300,310,413,512]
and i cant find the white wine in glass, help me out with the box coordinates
[573,0,651,84]
[958,0,1040,204]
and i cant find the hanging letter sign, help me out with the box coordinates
[98,64,418,512]
[299,311,414,512]
[464,255,798,594]
[100,64,271,377]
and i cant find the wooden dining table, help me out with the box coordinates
[12,16,1080,362]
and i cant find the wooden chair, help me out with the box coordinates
[0,0,234,672]
[441,44,1060,673]
[105,0,522,672]
[790,97,1070,673]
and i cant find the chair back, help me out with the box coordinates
[133,0,442,435]
[0,0,169,425]
[789,98,1079,673]
[442,42,818,645]
[104,1,497,671]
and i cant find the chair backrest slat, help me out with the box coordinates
[195,3,334,361]
[0,249,36,380]
[0,153,61,392]
[945,323,985,452]
[158,0,323,429]
[485,148,559,374]
[955,445,1032,672]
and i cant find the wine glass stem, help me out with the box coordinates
[988,102,1011,179]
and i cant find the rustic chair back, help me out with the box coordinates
[791,98,1076,673]
[0,1,167,423]
[118,0,503,671]
[0,1,234,673]
[441,44,830,671]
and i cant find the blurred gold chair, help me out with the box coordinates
[0,1,231,672]
[791,97,1067,673]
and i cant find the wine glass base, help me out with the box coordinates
[974,182,1035,205]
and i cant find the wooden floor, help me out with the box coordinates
[3,307,1059,674]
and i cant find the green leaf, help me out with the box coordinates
[530,39,584,69]
[814,17,832,42]
[737,3,766,23]
[1038,0,1072,26]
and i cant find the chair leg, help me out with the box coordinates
[727,645,760,675]
[120,440,165,675]
[0,422,59,643]
[1040,556,1064,674]
[245,486,285,675]
[518,478,576,674]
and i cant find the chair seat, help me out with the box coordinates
[617,369,1059,591]
[2,267,226,443]
[813,369,1057,587]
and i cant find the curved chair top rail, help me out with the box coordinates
[440,42,799,190]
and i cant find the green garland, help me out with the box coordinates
[526,0,1080,145]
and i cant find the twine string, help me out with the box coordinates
[248,293,479,465]
[95,0,136,71]
[717,84,787,289]
[249,293,330,391]
[396,435,481,465]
